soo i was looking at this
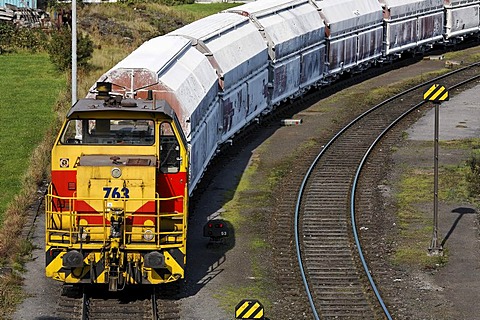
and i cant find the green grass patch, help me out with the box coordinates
[440,138,480,150]
[0,272,24,316]
[0,52,66,222]
[444,47,480,64]
[173,2,241,20]
[215,281,272,317]
[392,142,476,268]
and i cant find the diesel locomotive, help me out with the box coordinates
[45,0,480,290]
[45,83,188,291]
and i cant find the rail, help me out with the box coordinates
[294,61,480,319]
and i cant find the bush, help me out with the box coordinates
[160,0,195,5]
[0,22,48,54]
[12,28,48,52]
[0,22,15,53]
[466,153,480,199]
[46,27,94,71]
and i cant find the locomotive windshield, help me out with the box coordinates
[60,119,155,146]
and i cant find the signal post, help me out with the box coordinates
[423,84,449,256]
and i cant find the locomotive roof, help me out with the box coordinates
[66,97,176,119]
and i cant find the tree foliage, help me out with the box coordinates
[0,22,46,54]
[46,27,94,71]
[159,0,195,5]
[466,152,480,200]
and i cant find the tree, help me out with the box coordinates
[47,27,94,71]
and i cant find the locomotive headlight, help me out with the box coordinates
[111,167,122,178]
[143,229,154,241]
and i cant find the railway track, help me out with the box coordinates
[293,62,480,319]
[54,284,181,320]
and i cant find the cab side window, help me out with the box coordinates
[159,122,181,173]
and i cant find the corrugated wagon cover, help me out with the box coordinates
[170,12,267,90]
[379,0,444,18]
[228,0,325,61]
[89,35,218,136]
[315,0,383,36]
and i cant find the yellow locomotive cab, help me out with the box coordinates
[45,84,189,291]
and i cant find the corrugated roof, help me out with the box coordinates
[314,0,383,36]
[225,0,324,60]
[228,0,310,18]
[379,0,444,18]
[113,36,192,76]
[169,12,250,41]
[170,12,267,89]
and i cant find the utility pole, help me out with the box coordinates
[72,0,77,106]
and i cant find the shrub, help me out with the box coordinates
[162,0,195,5]
[0,22,48,54]
[466,153,480,199]
[0,22,15,54]
[11,28,47,52]
[46,27,94,71]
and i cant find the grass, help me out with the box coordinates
[392,140,479,269]
[0,52,66,222]
[172,2,242,20]
[0,51,66,318]
[444,46,480,64]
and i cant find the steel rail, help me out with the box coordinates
[81,288,89,320]
[351,68,480,319]
[152,287,158,320]
[294,62,480,319]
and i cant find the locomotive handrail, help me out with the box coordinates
[45,193,186,248]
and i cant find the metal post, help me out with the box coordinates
[72,0,77,106]
[72,0,81,139]
[429,102,443,256]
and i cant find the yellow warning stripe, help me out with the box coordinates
[243,302,261,318]
[439,91,449,101]
[424,84,449,102]
[235,300,264,319]
[423,84,438,100]
[236,301,250,317]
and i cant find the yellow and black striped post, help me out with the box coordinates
[424,84,449,257]
[235,299,264,319]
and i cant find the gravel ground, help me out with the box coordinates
[11,48,480,320]
[390,84,480,320]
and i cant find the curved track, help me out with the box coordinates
[295,63,480,319]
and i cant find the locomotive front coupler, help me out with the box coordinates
[108,208,124,239]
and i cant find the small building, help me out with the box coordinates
[0,0,37,9]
